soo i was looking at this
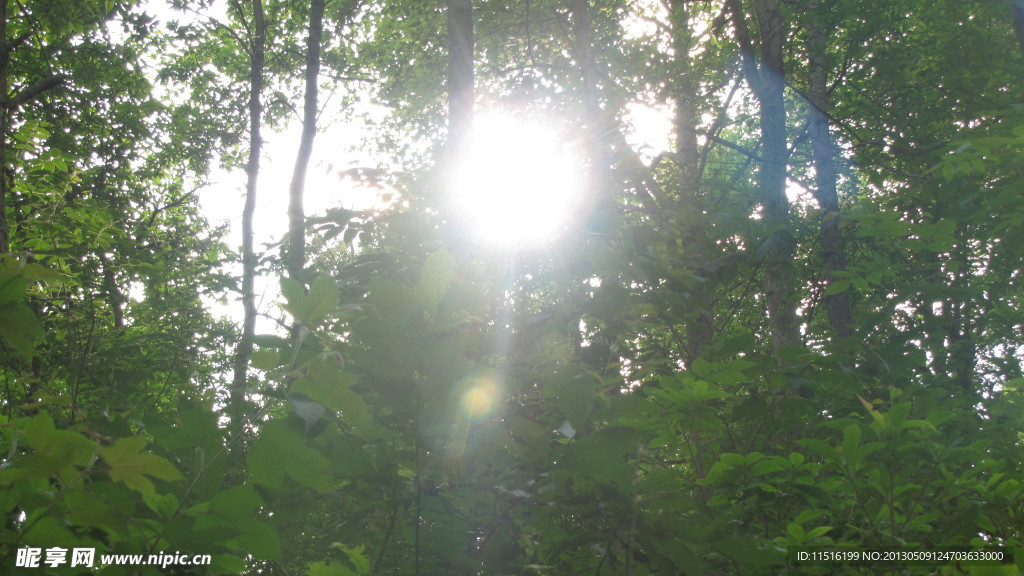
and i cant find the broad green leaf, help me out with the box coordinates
[248,420,332,493]
[288,392,326,435]
[209,484,264,520]
[238,520,282,562]
[251,348,280,370]
[750,458,783,476]
[336,544,370,574]
[24,412,56,451]
[247,439,285,491]
[295,357,383,437]
[147,407,222,451]
[842,424,862,462]
[209,554,249,575]
[806,525,832,539]
[857,395,887,428]
[143,491,180,520]
[563,427,642,484]
[65,483,133,537]
[303,275,339,328]
[418,250,455,315]
[552,373,601,429]
[99,436,182,498]
[308,561,356,576]
[786,522,805,541]
[281,277,307,324]
[797,438,838,461]
[0,305,44,357]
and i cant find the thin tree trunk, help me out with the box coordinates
[286,0,326,288]
[98,252,125,329]
[0,0,8,254]
[670,0,699,187]
[807,0,852,338]
[445,0,474,156]
[231,0,265,430]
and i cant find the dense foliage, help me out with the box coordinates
[0,0,1022,575]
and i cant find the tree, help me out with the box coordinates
[284,0,326,290]
[2,0,1023,574]
[231,0,266,431]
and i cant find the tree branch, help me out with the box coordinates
[5,74,67,110]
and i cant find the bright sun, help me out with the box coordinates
[450,113,583,245]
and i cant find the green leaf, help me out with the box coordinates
[750,458,783,476]
[553,373,600,429]
[251,348,280,370]
[308,561,356,576]
[857,395,887,428]
[418,250,455,315]
[281,277,308,324]
[99,436,182,498]
[288,392,327,435]
[563,427,642,484]
[0,304,44,357]
[24,411,56,451]
[335,544,370,574]
[294,357,383,437]
[806,525,832,539]
[247,438,285,491]
[797,438,838,461]
[304,275,339,328]
[842,424,862,462]
[786,522,805,541]
[238,520,282,562]
[248,420,332,493]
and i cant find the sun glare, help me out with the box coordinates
[451,114,583,245]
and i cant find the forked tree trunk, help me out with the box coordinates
[231,0,265,430]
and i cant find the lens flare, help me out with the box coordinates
[462,382,497,419]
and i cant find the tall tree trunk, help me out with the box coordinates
[569,0,613,221]
[286,0,326,289]
[728,0,800,353]
[0,0,8,254]
[445,0,473,156]
[669,0,713,363]
[807,0,852,338]
[230,0,265,430]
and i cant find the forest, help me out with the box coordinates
[0,0,1023,574]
